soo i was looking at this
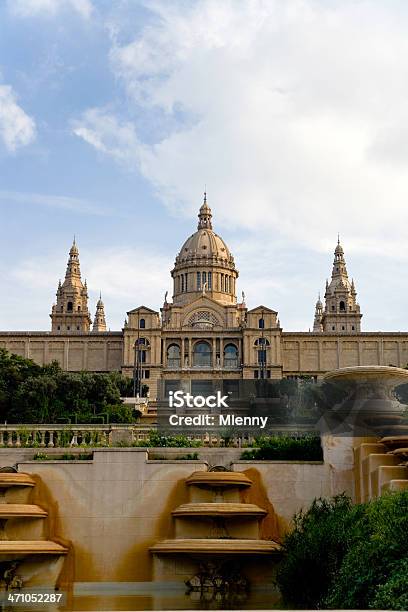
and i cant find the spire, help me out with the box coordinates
[197,192,212,230]
[319,237,362,333]
[92,293,107,332]
[64,239,82,288]
[50,240,91,332]
[313,293,323,332]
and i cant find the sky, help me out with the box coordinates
[1,0,408,332]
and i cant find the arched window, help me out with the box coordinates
[339,300,346,311]
[208,271,212,289]
[193,341,212,367]
[167,344,181,368]
[67,301,73,312]
[181,275,185,292]
[202,271,207,287]
[224,343,238,368]
[77,305,81,311]
[259,318,265,329]
[140,318,145,329]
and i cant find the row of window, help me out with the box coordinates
[175,271,234,293]
[167,341,239,368]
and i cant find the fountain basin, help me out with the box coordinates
[150,539,280,555]
[381,435,408,448]
[0,504,47,519]
[185,472,252,488]
[0,474,35,488]
[172,503,267,517]
[324,365,408,387]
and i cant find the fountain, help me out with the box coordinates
[323,365,408,436]
[0,470,68,589]
[150,467,280,605]
[323,366,408,501]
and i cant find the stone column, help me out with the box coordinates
[212,338,217,368]
[188,338,192,367]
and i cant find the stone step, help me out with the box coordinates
[150,538,280,554]
[0,504,47,519]
[0,541,68,555]
[186,471,252,488]
[381,479,408,493]
[172,503,267,517]
[0,474,35,489]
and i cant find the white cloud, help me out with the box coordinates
[9,0,93,19]
[73,0,408,258]
[0,85,36,152]
[72,108,144,168]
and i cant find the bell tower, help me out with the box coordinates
[92,293,107,332]
[50,239,92,332]
[321,238,362,333]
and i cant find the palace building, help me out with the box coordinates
[1,195,408,399]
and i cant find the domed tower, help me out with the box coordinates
[50,239,92,332]
[321,237,362,333]
[313,294,323,332]
[171,194,238,306]
[92,293,107,332]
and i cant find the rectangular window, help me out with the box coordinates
[197,271,201,290]
[142,369,150,379]
[181,275,185,292]
[202,271,206,286]
[221,274,224,292]
[184,273,188,292]
[258,349,267,365]
[208,271,212,289]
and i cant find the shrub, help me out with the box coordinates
[240,434,323,461]
[277,494,363,608]
[277,491,408,610]
[133,431,201,448]
[33,452,48,461]
[371,558,408,611]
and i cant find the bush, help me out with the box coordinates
[134,431,202,448]
[240,434,323,461]
[371,558,408,611]
[0,348,136,424]
[277,491,408,610]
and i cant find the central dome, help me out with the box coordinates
[177,228,232,264]
[171,195,238,306]
[175,196,234,266]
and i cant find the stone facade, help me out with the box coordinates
[1,196,407,399]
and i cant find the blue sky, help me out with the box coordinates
[1,0,407,332]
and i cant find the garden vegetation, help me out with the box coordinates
[0,348,135,423]
[277,492,408,610]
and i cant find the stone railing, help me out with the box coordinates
[0,423,317,448]
[0,425,111,448]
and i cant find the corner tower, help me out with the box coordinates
[321,238,362,333]
[171,194,238,306]
[50,239,92,332]
[92,293,107,332]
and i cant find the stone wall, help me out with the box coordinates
[8,442,353,584]
[0,332,123,372]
